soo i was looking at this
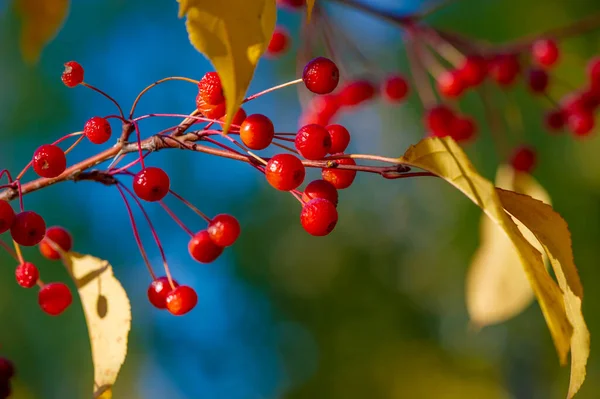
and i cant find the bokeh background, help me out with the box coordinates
[1,0,600,398]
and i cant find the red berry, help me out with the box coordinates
[303,57,340,94]
[437,70,465,98]
[0,357,15,379]
[265,154,306,191]
[300,94,340,127]
[188,230,224,263]
[267,26,290,57]
[382,75,409,102]
[488,54,521,86]
[61,61,84,88]
[198,72,224,105]
[239,114,275,150]
[588,57,600,90]
[532,39,559,67]
[458,55,487,87]
[84,116,112,144]
[321,156,356,189]
[196,95,227,120]
[10,211,46,247]
[133,167,170,202]
[527,68,549,93]
[15,262,39,288]
[338,79,376,107]
[32,144,67,178]
[220,107,247,129]
[302,179,339,206]
[0,200,15,234]
[451,117,477,142]
[425,105,455,137]
[510,146,536,173]
[545,110,565,132]
[207,214,241,247]
[277,0,305,9]
[165,286,198,316]
[295,124,332,160]
[38,283,72,316]
[300,198,338,236]
[39,226,73,260]
[147,276,179,309]
[567,110,595,137]
[326,124,350,154]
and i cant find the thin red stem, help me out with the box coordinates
[81,82,125,119]
[159,201,194,237]
[169,190,211,222]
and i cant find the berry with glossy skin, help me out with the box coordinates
[196,95,227,120]
[277,0,305,9]
[267,26,290,57]
[10,211,46,247]
[425,105,455,137]
[303,57,340,94]
[38,283,72,316]
[326,124,350,154]
[84,116,112,144]
[39,226,73,260]
[451,117,477,142]
[295,124,332,160]
[302,179,338,206]
[545,110,565,132]
[488,54,521,86]
[532,39,559,67]
[208,214,241,247]
[0,200,15,234]
[382,75,409,102]
[527,68,549,93]
[188,230,224,263]
[437,70,465,98]
[338,80,376,107]
[133,167,170,202]
[458,55,487,87]
[165,286,198,315]
[15,262,39,288]
[0,357,14,379]
[220,107,247,129]
[32,144,67,178]
[240,114,275,150]
[61,61,84,88]
[321,156,356,189]
[510,146,537,173]
[265,154,305,191]
[147,276,179,309]
[300,198,338,236]
[567,110,595,137]
[198,72,225,105]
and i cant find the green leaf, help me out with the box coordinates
[398,137,572,364]
[178,0,276,133]
[14,0,70,63]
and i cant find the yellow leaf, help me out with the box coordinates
[466,164,551,328]
[15,0,70,63]
[61,252,131,398]
[398,137,572,364]
[178,0,276,133]
[496,189,589,398]
[306,0,316,22]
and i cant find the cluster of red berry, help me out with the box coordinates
[0,357,14,399]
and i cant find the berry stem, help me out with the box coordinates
[64,135,85,155]
[129,77,200,119]
[243,79,303,103]
[169,190,211,223]
[159,201,194,237]
[115,183,157,280]
[271,141,300,154]
[132,121,146,169]
[406,37,437,108]
[0,239,18,260]
[0,170,13,183]
[421,27,465,67]
[12,241,24,264]
[81,82,125,119]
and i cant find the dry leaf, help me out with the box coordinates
[61,252,131,399]
[497,189,589,398]
[15,0,70,63]
[398,137,572,364]
[466,164,551,328]
[177,0,276,133]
